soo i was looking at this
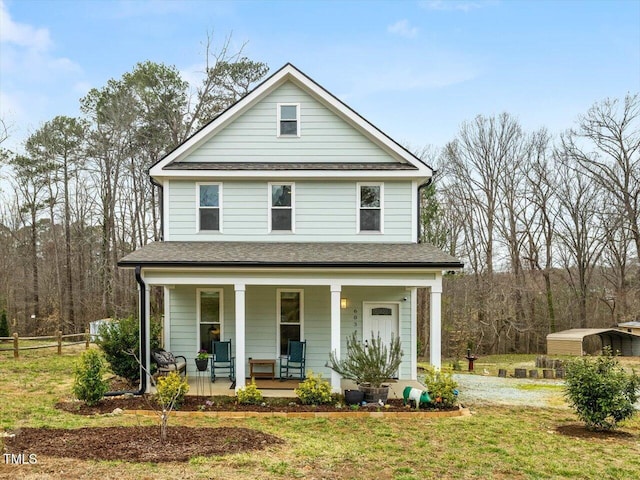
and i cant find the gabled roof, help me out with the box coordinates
[149,63,432,178]
[118,241,463,269]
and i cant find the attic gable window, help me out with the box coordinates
[197,183,222,232]
[277,103,300,137]
[357,183,383,233]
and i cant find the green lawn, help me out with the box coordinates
[2,347,640,479]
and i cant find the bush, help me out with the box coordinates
[236,378,263,404]
[155,371,189,410]
[96,316,161,383]
[295,371,333,405]
[328,331,403,387]
[565,348,639,430]
[422,366,459,408]
[72,349,109,406]
[0,310,9,338]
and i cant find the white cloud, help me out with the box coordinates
[387,19,419,39]
[420,0,489,12]
[0,0,51,51]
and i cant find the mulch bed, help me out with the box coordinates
[4,395,457,463]
[556,424,635,441]
[4,426,283,462]
[54,394,451,414]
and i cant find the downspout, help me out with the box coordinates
[104,265,147,396]
[416,175,435,244]
[150,177,164,241]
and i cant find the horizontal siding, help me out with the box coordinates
[168,179,413,242]
[182,81,397,164]
[167,285,413,379]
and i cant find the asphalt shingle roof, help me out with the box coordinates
[118,241,463,269]
[164,162,417,171]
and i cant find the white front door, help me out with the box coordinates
[363,303,399,349]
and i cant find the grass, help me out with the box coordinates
[2,348,640,479]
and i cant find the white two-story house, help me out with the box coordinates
[118,63,462,392]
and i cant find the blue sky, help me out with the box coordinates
[1,0,639,155]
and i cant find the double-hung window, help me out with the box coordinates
[357,183,383,232]
[277,103,300,137]
[277,289,303,356]
[198,289,223,354]
[198,183,221,232]
[270,183,294,232]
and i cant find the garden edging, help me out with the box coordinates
[125,407,471,419]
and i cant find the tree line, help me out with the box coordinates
[419,94,639,358]
[0,38,269,334]
[0,40,638,358]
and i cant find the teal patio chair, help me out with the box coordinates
[211,340,235,382]
[279,340,306,380]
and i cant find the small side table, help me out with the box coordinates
[249,359,276,380]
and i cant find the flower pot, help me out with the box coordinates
[344,389,365,405]
[358,384,389,404]
[195,358,209,371]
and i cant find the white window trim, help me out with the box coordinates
[356,182,384,234]
[196,182,223,233]
[276,288,304,358]
[276,103,300,137]
[268,182,295,233]
[196,288,224,354]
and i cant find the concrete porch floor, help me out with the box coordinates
[181,375,426,399]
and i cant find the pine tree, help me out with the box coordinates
[0,310,9,338]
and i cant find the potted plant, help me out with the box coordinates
[328,331,403,403]
[195,349,209,371]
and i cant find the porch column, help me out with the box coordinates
[144,284,152,392]
[409,287,418,380]
[234,284,246,391]
[430,283,442,371]
[330,284,342,393]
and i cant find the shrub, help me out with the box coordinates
[155,371,189,410]
[565,348,639,430]
[328,331,403,387]
[236,378,263,404]
[96,316,161,383]
[72,349,109,406]
[422,366,459,408]
[0,310,9,338]
[295,371,333,405]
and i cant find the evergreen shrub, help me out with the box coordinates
[565,347,639,430]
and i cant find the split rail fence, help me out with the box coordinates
[0,331,92,358]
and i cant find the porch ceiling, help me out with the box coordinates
[118,241,463,269]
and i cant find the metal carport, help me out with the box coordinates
[546,328,640,356]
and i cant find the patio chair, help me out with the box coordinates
[279,340,306,380]
[211,339,235,382]
[151,348,187,377]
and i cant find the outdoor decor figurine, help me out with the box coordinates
[402,386,431,410]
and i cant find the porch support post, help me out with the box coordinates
[330,284,342,393]
[144,284,152,392]
[430,281,442,371]
[409,287,418,380]
[234,284,246,391]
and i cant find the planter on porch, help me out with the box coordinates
[344,389,365,405]
[195,358,209,371]
[358,383,389,404]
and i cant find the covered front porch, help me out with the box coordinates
[143,276,443,393]
[179,376,427,399]
[117,241,462,394]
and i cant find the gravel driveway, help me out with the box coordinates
[450,374,567,408]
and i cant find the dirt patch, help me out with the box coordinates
[55,394,455,414]
[4,426,283,462]
[556,423,635,441]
